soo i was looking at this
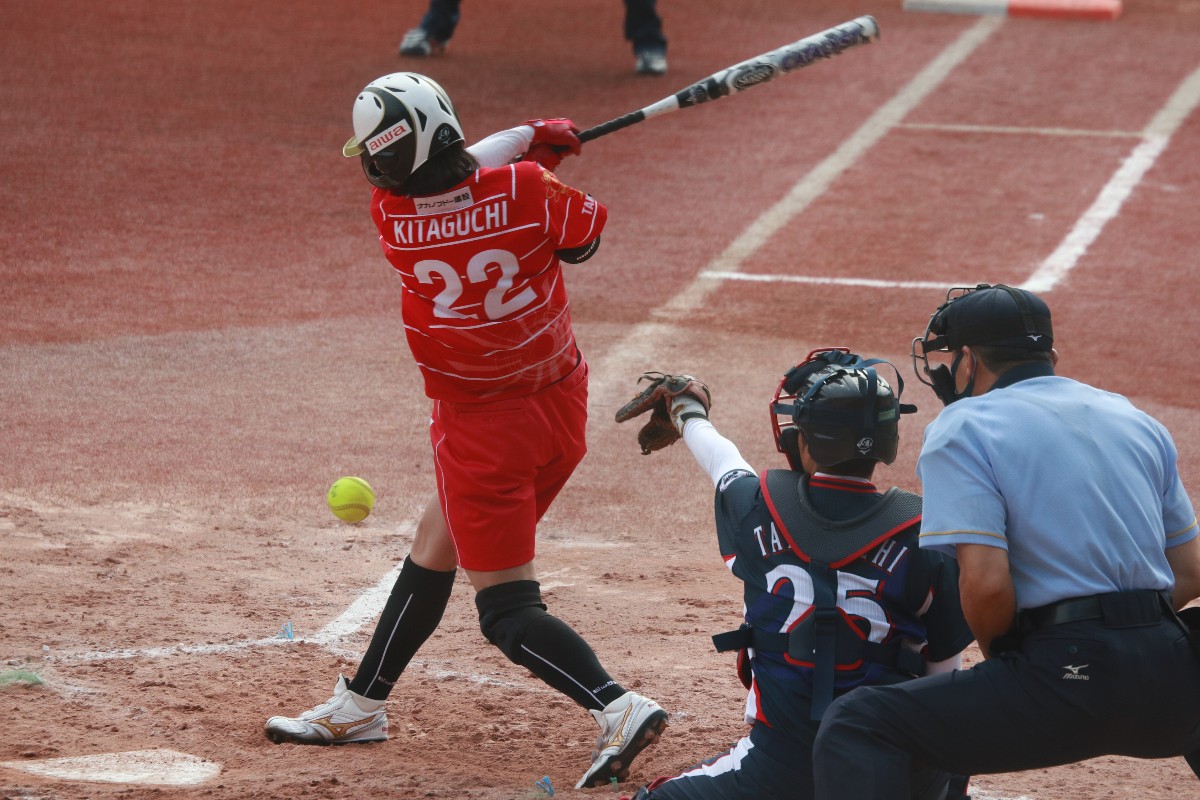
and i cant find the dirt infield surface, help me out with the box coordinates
[2,1,1199,798]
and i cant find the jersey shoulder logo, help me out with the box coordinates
[541,169,586,200]
[413,187,475,215]
[718,469,754,493]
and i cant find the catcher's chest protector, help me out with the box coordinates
[759,470,923,720]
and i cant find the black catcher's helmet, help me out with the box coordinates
[771,348,917,471]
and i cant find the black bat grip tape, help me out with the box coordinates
[578,111,647,143]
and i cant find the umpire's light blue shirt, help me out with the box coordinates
[917,363,1198,611]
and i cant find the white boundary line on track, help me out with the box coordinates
[699,58,1200,295]
[591,16,1004,396]
[48,565,404,664]
[1021,62,1200,293]
[657,16,1004,315]
[698,271,971,290]
[898,121,1142,138]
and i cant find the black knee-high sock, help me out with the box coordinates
[475,581,627,711]
[515,613,629,711]
[348,556,455,700]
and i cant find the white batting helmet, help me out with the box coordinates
[343,72,464,189]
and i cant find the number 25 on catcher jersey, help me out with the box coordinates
[369,161,607,403]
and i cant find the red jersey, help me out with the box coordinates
[370,161,607,402]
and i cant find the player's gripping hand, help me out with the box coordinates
[523,118,582,172]
[615,372,712,455]
[526,118,582,154]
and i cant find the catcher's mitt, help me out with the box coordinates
[615,372,712,455]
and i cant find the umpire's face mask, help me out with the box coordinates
[912,336,976,407]
[911,287,978,407]
[942,349,977,405]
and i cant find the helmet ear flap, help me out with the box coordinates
[777,426,805,473]
[359,151,404,189]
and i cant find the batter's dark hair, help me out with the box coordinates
[401,143,479,197]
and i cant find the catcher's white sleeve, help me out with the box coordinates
[466,126,535,168]
[681,418,754,488]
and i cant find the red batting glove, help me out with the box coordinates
[523,142,567,172]
[525,118,582,156]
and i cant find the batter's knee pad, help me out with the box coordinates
[475,580,549,663]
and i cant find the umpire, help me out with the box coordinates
[812,284,1200,799]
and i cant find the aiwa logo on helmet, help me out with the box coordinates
[366,120,413,154]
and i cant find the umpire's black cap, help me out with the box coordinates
[925,284,1053,352]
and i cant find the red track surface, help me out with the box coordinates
[2,2,1198,798]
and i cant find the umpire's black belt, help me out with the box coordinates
[1017,589,1171,634]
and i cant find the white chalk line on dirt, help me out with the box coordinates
[898,121,1141,139]
[702,62,1200,296]
[39,531,623,666]
[589,16,1002,404]
[45,564,404,665]
[38,544,547,694]
[688,55,1200,299]
[1022,62,1200,293]
[698,272,972,290]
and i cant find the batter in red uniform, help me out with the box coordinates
[264,73,668,790]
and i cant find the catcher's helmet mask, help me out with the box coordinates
[911,284,1053,406]
[343,73,465,190]
[770,348,916,472]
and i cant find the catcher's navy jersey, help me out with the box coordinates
[714,469,972,736]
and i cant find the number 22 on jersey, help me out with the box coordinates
[414,248,536,321]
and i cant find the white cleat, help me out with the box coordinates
[576,691,668,788]
[264,675,388,745]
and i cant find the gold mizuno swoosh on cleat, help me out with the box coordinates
[313,714,381,738]
[605,705,635,750]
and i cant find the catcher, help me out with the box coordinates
[613,351,974,800]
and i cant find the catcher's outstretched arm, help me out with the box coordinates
[680,418,754,487]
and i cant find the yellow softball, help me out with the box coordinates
[327,476,375,523]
